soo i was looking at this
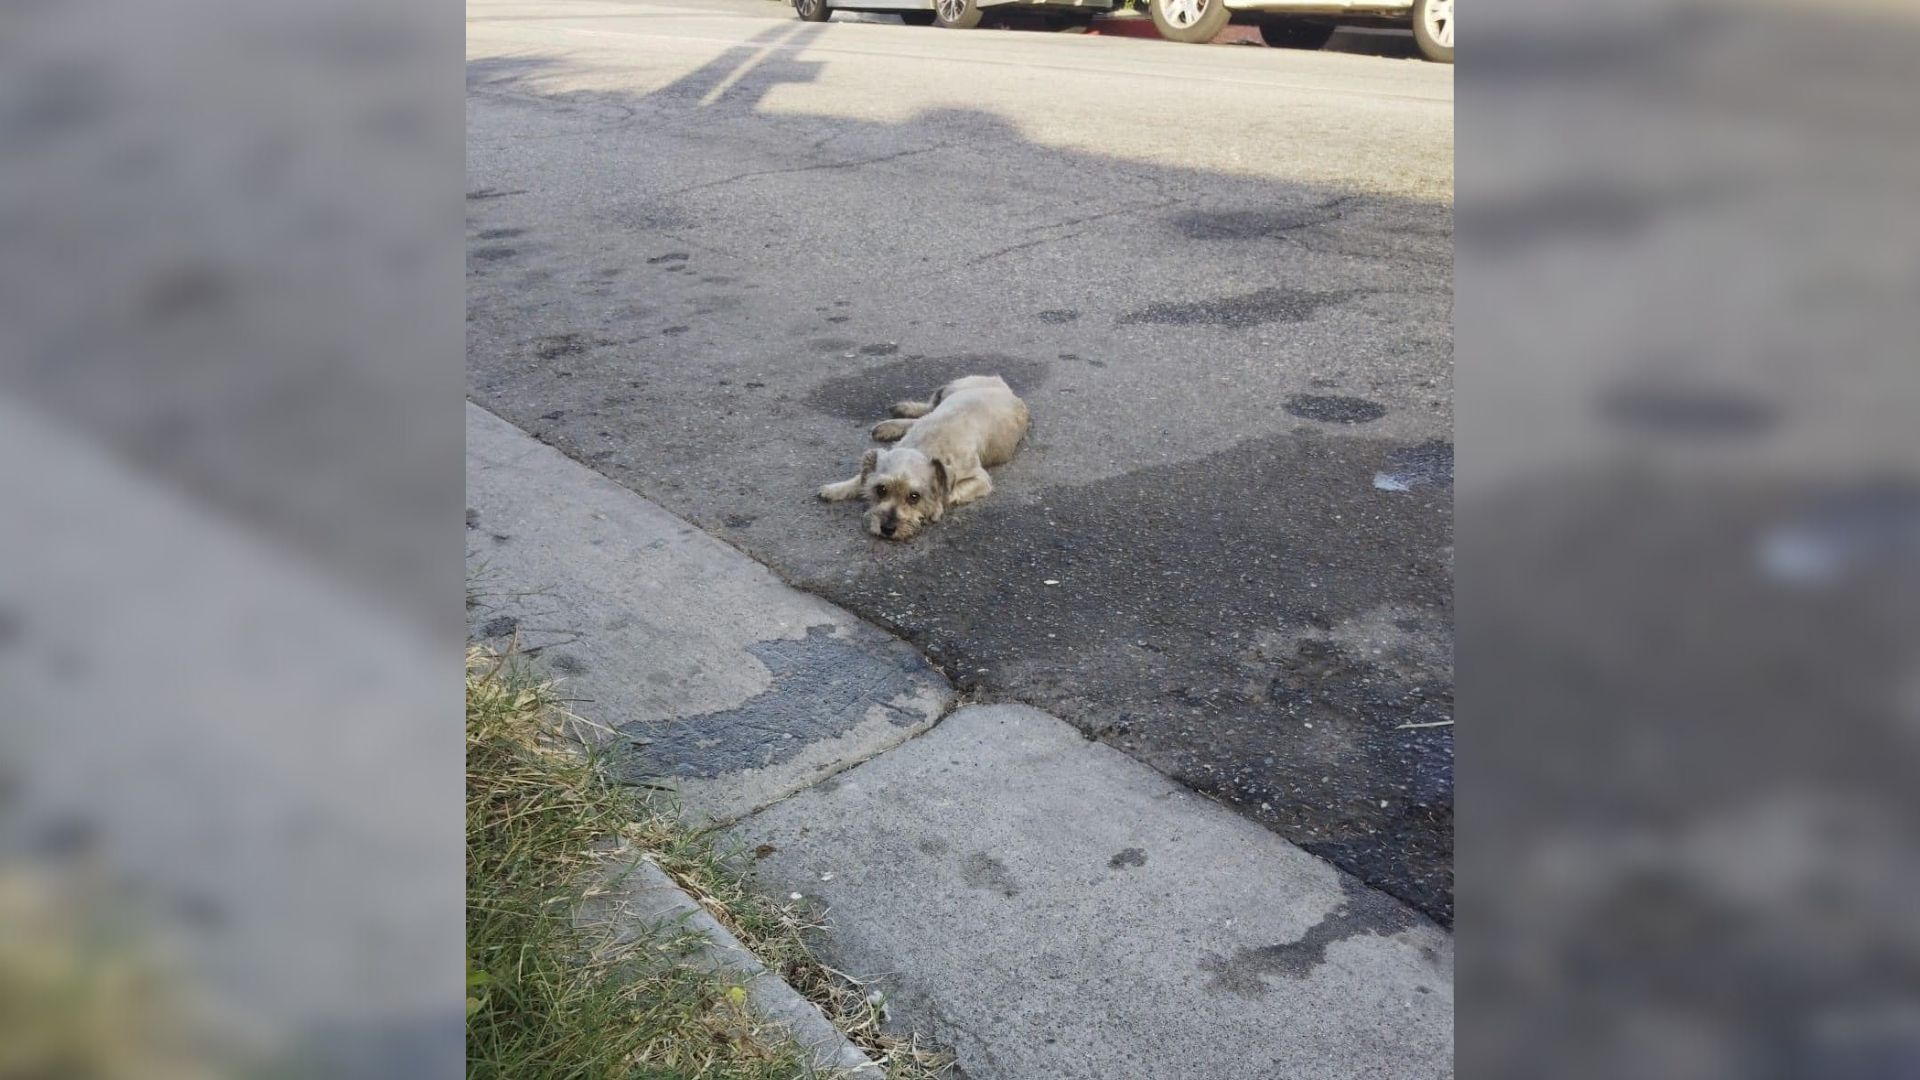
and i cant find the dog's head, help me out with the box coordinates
[857,447,949,541]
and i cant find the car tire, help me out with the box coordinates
[1412,0,1452,63]
[1149,0,1230,43]
[899,9,936,23]
[933,0,984,28]
[795,0,830,21]
[1257,20,1335,49]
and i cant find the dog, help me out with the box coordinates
[818,375,1029,540]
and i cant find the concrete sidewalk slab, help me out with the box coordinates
[465,403,952,824]
[734,704,1452,1080]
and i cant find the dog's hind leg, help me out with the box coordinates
[871,418,915,442]
[888,399,934,419]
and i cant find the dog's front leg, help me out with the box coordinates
[819,449,880,502]
[871,418,914,442]
[948,471,993,506]
[818,476,864,501]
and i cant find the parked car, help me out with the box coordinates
[795,0,1114,31]
[1148,0,1452,63]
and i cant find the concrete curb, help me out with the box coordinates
[583,850,886,1079]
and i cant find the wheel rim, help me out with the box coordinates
[937,0,966,21]
[1423,0,1452,48]
[1162,0,1210,28]
[797,0,817,14]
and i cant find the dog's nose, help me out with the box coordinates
[880,519,897,536]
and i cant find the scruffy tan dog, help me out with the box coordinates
[818,375,1029,540]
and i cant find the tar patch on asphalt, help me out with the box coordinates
[1119,288,1356,328]
[1284,394,1389,424]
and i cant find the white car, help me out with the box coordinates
[796,0,1450,64]
[1150,0,1451,62]
[794,0,1115,32]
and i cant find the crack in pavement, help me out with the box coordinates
[468,86,647,140]
[933,195,1184,276]
[664,143,956,198]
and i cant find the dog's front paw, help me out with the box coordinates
[871,419,912,442]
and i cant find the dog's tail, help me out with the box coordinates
[888,399,934,419]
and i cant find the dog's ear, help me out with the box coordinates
[928,458,950,521]
[930,457,950,503]
[858,448,880,483]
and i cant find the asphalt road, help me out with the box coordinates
[467,0,1454,921]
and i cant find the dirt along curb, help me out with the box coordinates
[582,853,885,1079]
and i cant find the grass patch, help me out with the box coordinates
[467,645,948,1080]
[0,870,235,1080]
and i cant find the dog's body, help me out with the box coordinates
[818,375,1029,540]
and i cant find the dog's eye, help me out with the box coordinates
[908,492,921,504]
[873,486,886,498]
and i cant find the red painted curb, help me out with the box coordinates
[1087,14,1264,45]
[1213,24,1263,44]
[1085,14,1162,39]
